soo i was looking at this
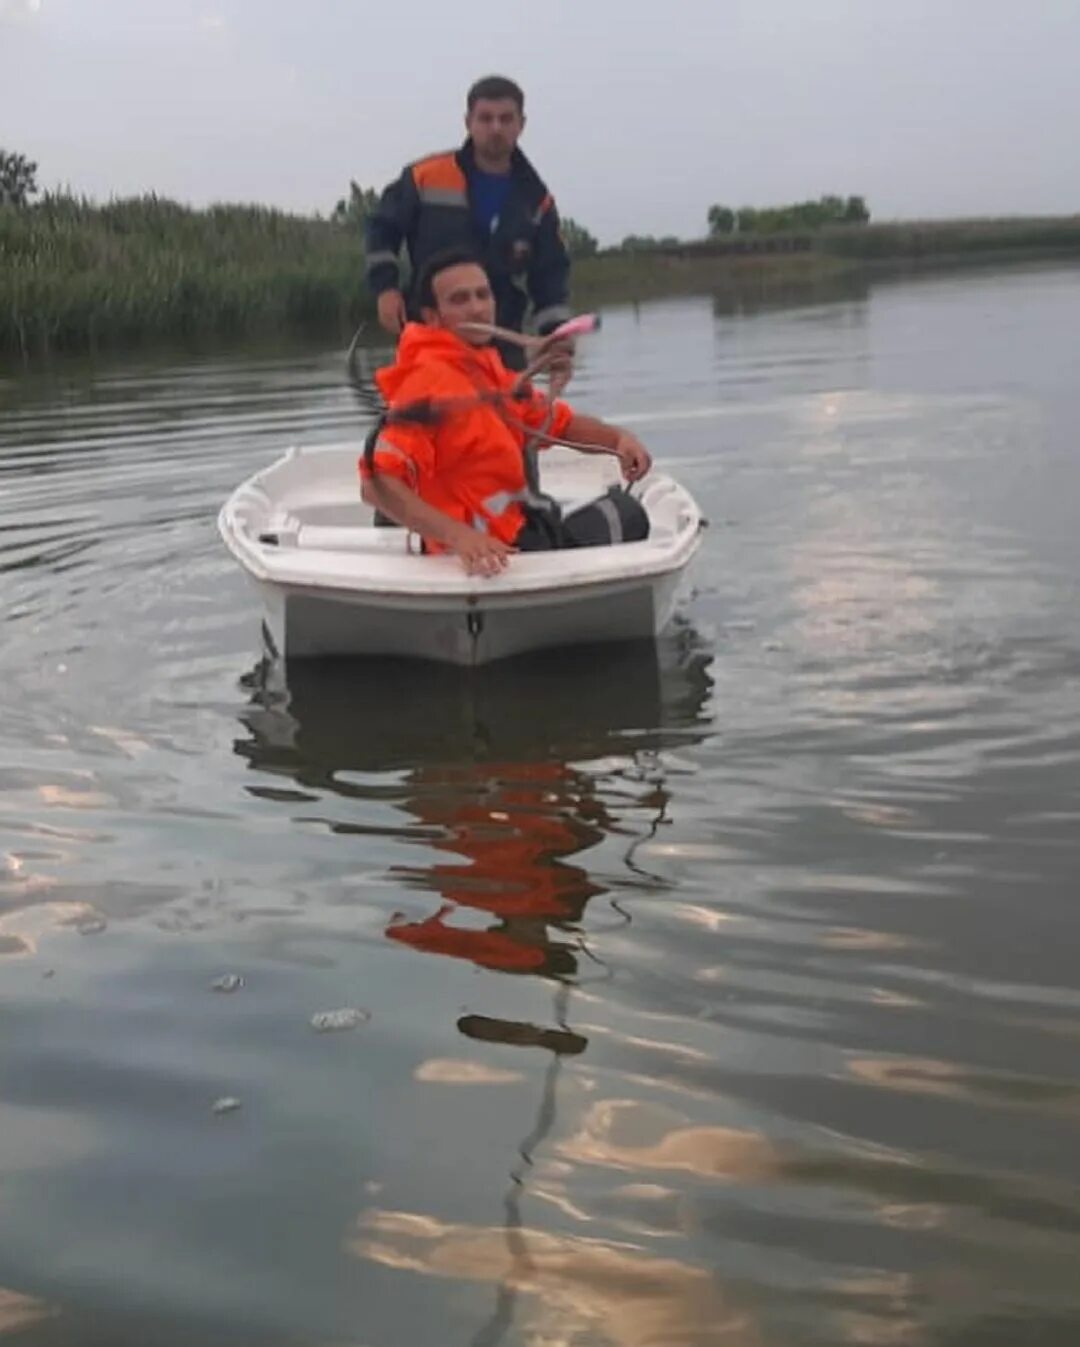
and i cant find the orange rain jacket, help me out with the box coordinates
[359,324,573,551]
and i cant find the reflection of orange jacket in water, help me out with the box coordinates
[385,761,609,975]
[388,903,549,973]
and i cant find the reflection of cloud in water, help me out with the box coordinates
[350,1208,760,1347]
[414,1058,523,1085]
[846,1054,1080,1117]
[86,724,153,758]
[818,926,918,952]
[669,902,737,932]
[578,1181,688,1238]
[790,546,940,655]
[0,850,58,906]
[829,1272,921,1347]
[582,1024,713,1065]
[638,841,742,861]
[37,782,113,810]
[0,1288,55,1336]
[0,900,102,955]
[557,1099,784,1184]
[875,1203,948,1231]
[838,802,923,828]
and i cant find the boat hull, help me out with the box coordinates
[256,568,687,665]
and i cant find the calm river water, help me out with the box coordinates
[1,262,1079,1346]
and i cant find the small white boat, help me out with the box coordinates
[218,440,704,665]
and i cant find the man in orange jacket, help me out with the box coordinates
[359,249,652,576]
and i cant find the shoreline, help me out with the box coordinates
[2,203,1079,366]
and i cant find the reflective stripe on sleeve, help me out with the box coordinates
[369,438,418,486]
[416,188,468,208]
[365,250,399,273]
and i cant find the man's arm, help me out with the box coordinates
[364,169,419,335]
[510,383,651,481]
[527,195,572,336]
[559,411,652,483]
[361,475,512,576]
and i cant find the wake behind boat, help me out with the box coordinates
[218,441,704,666]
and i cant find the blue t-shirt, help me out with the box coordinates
[469,169,512,238]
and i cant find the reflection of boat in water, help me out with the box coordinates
[237,627,712,774]
[237,635,715,1346]
[235,629,713,984]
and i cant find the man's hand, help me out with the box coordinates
[448,524,513,577]
[536,334,575,397]
[614,430,652,483]
[377,289,407,337]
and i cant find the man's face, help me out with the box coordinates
[465,97,524,162]
[424,262,496,343]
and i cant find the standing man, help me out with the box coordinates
[364,75,572,369]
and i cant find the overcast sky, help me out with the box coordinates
[2,0,1077,243]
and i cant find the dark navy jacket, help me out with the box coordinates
[364,140,572,351]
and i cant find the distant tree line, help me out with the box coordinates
[331,180,380,228]
[559,217,598,259]
[0,149,38,207]
[618,234,682,253]
[708,195,870,235]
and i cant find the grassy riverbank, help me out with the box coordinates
[2,195,1079,360]
[0,194,366,359]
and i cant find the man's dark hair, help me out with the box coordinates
[416,247,488,310]
[466,75,524,114]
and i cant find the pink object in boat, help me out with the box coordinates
[550,313,601,340]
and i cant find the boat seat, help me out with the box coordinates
[299,525,413,552]
[256,513,414,553]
